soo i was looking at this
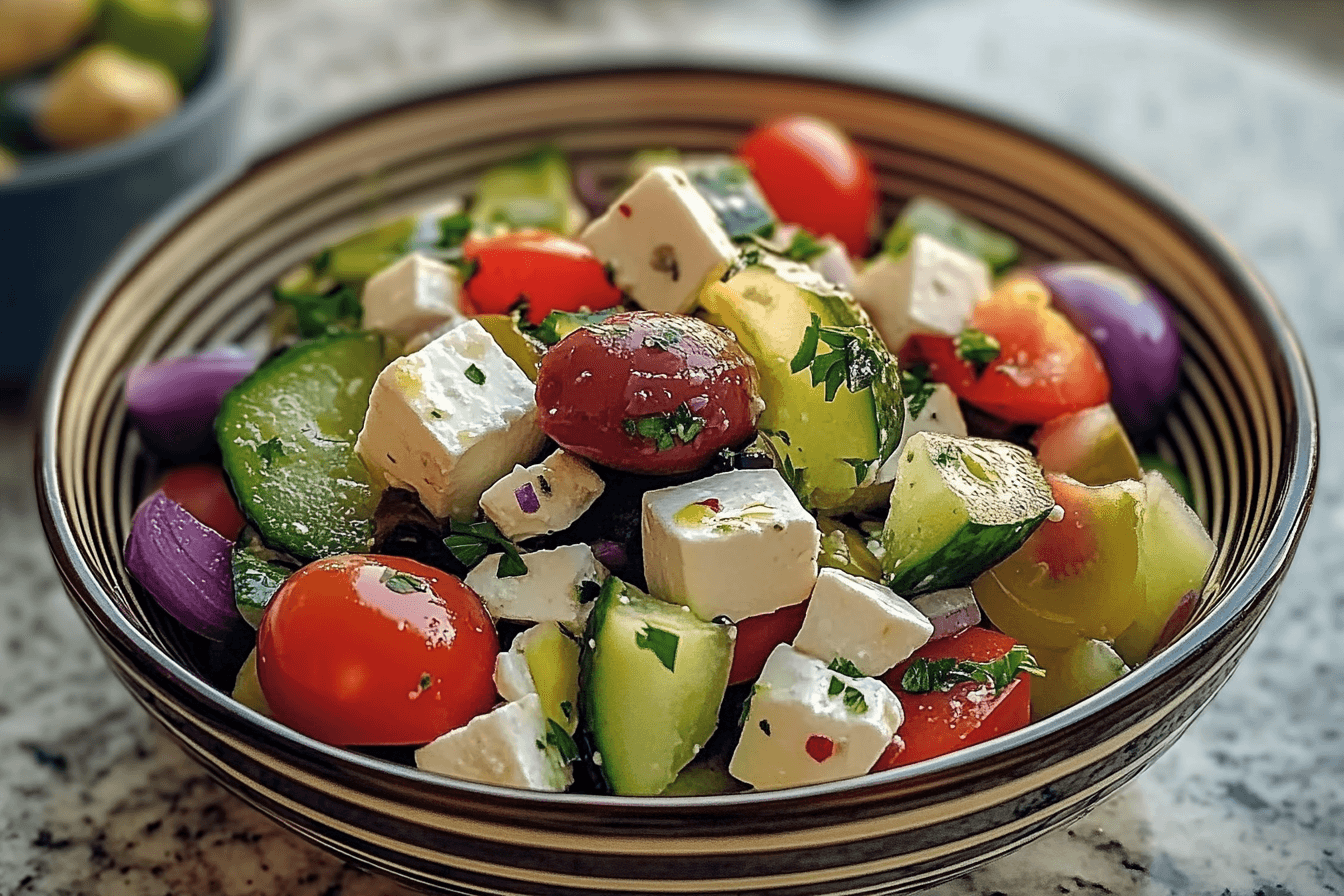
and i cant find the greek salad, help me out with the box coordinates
[123,116,1216,795]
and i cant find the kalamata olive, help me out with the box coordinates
[536,311,762,475]
[1035,262,1182,439]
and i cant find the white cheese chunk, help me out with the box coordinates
[580,166,738,314]
[361,252,465,338]
[793,569,934,676]
[873,382,968,484]
[355,320,546,520]
[729,644,904,790]
[404,317,466,355]
[852,233,990,351]
[415,693,572,792]
[493,650,537,703]
[479,449,606,541]
[466,544,607,633]
[642,469,819,621]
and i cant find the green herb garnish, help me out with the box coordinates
[623,403,706,452]
[842,686,868,714]
[635,624,680,672]
[526,309,620,346]
[900,645,1044,695]
[828,676,845,697]
[443,520,528,578]
[274,282,362,338]
[464,363,486,385]
[954,327,1001,376]
[900,363,937,419]
[436,211,472,251]
[790,313,882,401]
[827,657,865,678]
[781,229,828,263]
[545,719,579,763]
[257,437,285,465]
[381,569,429,594]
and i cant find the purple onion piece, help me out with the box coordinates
[1034,262,1182,439]
[125,345,258,460]
[125,493,239,640]
[573,160,629,219]
[590,539,628,570]
[514,482,541,514]
[910,587,982,641]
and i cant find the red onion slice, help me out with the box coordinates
[125,346,258,459]
[125,492,239,640]
[909,587,982,641]
[514,482,541,514]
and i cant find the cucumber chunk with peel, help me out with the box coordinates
[881,433,1053,595]
[579,577,734,796]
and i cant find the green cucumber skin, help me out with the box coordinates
[885,516,1045,596]
[231,545,292,628]
[579,578,733,796]
[216,333,392,561]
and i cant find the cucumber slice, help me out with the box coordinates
[701,255,903,511]
[881,432,1053,595]
[1032,404,1142,486]
[472,145,583,235]
[217,333,394,560]
[579,577,734,796]
[231,648,271,716]
[882,196,1019,274]
[515,622,582,736]
[231,532,293,628]
[1029,639,1129,720]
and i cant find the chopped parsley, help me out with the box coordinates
[443,520,528,577]
[828,674,869,714]
[756,429,808,505]
[623,402,706,452]
[560,701,574,721]
[781,229,828,263]
[900,363,937,419]
[789,313,882,401]
[954,327,1001,376]
[840,457,874,486]
[418,672,432,692]
[758,719,772,737]
[274,281,362,338]
[827,657,865,678]
[900,645,1045,696]
[256,437,285,465]
[464,363,486,385]
[525,309,620,346]
[545,719,579,763]
[380,568,429,594]
[436,211,472,251]
[828,676,846,697]
[635,624,680,672]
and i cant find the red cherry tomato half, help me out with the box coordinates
[728,600,809,685]
[738,116,877,256]
[872,627,1031,770]
[913,275,1110,425]
[257,554,498,747]
[535,311,763,474]
[156,464,245,540]
[460,230,623,324]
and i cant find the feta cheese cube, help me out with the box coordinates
[355,319,545,520]
[909,586,981,641]
[361,252,465,338]
[415,693,572,792]
[873,382,968,484]
[580,166,738,314]
[465,544,607,632]
[404,317,466,355]
[729,644,904,790]
[480,449,606,541]
[852,233,990,351]
[494,650,537,703]
[642,469,820,621]
[793,569,934,676]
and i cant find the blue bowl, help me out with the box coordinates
[0,0,241,386]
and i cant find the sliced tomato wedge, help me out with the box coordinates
[872,627,1031,770]
[914,275,1109,425]
[728,600,809,685]
[461,230,623,324]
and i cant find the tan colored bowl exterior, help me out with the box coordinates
[37,66,1316,895]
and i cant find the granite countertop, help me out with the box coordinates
[3,0,1342,893]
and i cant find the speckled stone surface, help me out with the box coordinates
[4,0,1342,893]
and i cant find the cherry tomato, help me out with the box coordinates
[728,600,809,685]
[872,627,1031,770]
[913,274,1110,425]
[460,230,623,324]
[738,116,877,256]
[536,311,762,474]
[257,554,497,746]
[156,464,245,540]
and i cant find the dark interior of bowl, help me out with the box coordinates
[37,65,1316,896]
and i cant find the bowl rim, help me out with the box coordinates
[0,0,241,194]
[35,57,1319,812]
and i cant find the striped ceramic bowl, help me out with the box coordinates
[36,65,1317,895]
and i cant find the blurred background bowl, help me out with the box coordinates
[36,64,1316,895]
[0,0,240,387]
